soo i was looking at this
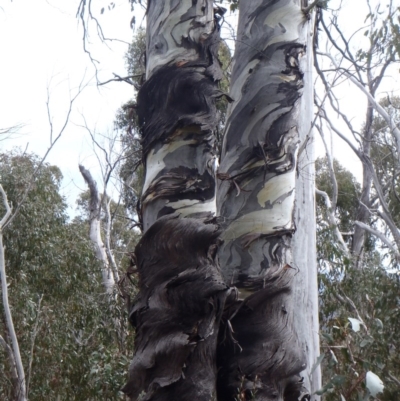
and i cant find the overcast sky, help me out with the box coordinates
[1,0,398,216]
[0,0,141,214]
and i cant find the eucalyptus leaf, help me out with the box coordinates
[311,354,325,375]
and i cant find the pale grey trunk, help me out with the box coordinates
[79,165,115,294]
[292,40,320,395]
[216,1,319,399]
[0,185,27,401]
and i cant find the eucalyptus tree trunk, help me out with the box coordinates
[123,2,232,400]
[216,1,319,399]
[137,0,224,231]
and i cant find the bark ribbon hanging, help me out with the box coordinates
[138,1,227,232]
[123,216,235,401]
[216,1,312,399]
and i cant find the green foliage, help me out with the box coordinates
[319,267,400,400]
[125,27,146,86]
[371,96,400,227]
[0,151,134,400]
[315,157,361,268]
[220,0,239,12]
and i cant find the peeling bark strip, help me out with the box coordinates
[217,0,307,291]
[217,268,308,401]
[138,0,226,231]
[216,0,312,399]
[122,216,234,401]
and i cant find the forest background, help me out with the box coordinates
[1,0,400,400]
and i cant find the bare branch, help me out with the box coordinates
[3,77,88,230]
[354,220,400,259]
[316,187,350,256]
[98,73,141,91]
[318,107,400,252]
[318,50,400,156]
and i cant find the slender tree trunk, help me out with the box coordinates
[79,165,115,293]
[0,184,27,401]
[351,101,374,267]
[216,1,319,399]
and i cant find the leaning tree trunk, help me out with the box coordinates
[123,2,233,400]
[216,1,320,399]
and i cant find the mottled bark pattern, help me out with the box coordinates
[217,0,306,290]
[138,0,225,231]
[216,1,312,399]
[123,216,234,401]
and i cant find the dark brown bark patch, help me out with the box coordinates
[123,215,235,401]
[217,267,309,401]
[138,25,225,159]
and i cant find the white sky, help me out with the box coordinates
[0,0,140,214]
[0,0,398,216]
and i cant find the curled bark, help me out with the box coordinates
[217,1,307,291]
[123,215,234,401]
[217,266,308,401]
[216,0,317,398]
[138,1,228,231]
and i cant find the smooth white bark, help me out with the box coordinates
[316,188,350,256]
[292,10,321,396]
[0,184,27,401]
[79,165,115,294]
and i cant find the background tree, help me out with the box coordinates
[0,151,134,400]
[315,0,400,267]
[316,157,400,399]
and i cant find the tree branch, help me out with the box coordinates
[354,221,400,259]
[0,184,26,401]
[26,294,43,399]
[316,187,350,256]
[79,165,115,293]
[318,50,400,157]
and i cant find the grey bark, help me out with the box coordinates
[216,1,319,399]
[124,2,232,400]
[126,1,320,400]
[123,216,235,401]
[138,0,227,231]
